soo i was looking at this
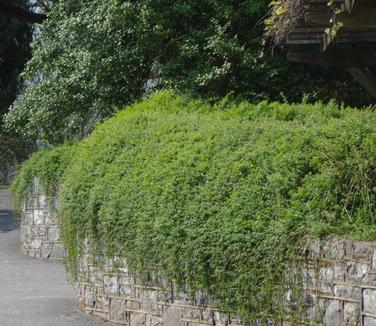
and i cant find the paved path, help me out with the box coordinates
[0,188,109,326]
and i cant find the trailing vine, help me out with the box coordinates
[265,0,304,45]
[266,0,347,45]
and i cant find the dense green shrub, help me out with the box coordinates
[12,142,77,218]
[13,92,376,321]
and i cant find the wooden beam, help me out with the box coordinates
[288,30,376,46]
[288,51,376,66]
[346,67,376,98]
[305,6,376,29]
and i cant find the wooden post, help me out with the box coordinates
[346,67,376,99]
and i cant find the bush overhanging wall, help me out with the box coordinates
[13,92,376,320]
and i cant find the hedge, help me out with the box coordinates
[12,142,77,220]
[13,92,376,321]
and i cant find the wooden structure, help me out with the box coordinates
[286,0,376,97]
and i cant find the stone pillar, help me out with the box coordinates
[20,177,64,260]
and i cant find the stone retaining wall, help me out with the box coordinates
[291,239,376,326]
[77,239,376,326]
[20,181,376,325]
[20,178,64,259]
[77,241,243,326]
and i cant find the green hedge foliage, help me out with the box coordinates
[12,142,77,219]
[13,92,376,320]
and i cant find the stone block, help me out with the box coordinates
[118,275,134,295]
[317,298,331,319]
[47,227,60,241]
[303,267,316,288]
[363,289,376,314]
[33,226,47,237]
[38,194,47,209]
[343,302,360,326]
[125,300,140,310]
[364,317,376,326]
[213,311,229,326]
[30,238,43,250]
[26,196,38,209]
[31,250,41,259]
[110,298,126,322]
[40,242,53,258]
[303,291,316,308]
[162,306,184,326]
[158,289,172,302]
[44,212,56,226]
[50,243,65,259]
[346,262,369,283]
[23,226,33,237]
[202,309,213,322]
[345,241,353,258]
[195,290,210,307]
[89,266,101,284]
[96,295,109,310]
[372,251,376,270]
[323,300,342,326]
[333,265,346,282]
[149,315,162,326]
[96,284,104,296]
[181,306,202,321]
[119,282,133,297]
[84,287,96,308]
[307,240,321,260]
[104,275,119,296]
[353,242,373,261]
[140,289,159,313]
[334,285,361,301]
[129,311,147,326]
[318,267,334,293]
[173,286,193,305]
[322,239,345,260]
[22,238,32,249]
[20,228,27,242]
[33,209,45,225]
[77,283,85,296]
[22,212,34,225]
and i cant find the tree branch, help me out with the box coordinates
[0,3,47,24]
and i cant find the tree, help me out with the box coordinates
[0,0,34,184]
[0,2,46,23]
[5,0,372,144]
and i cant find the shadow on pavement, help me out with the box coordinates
[0,209,16,232]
